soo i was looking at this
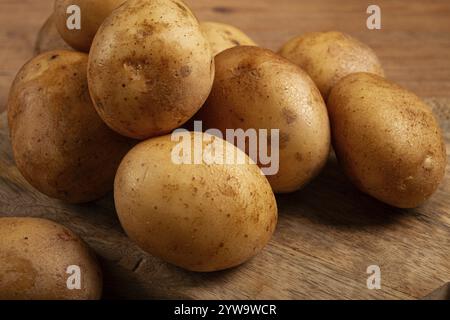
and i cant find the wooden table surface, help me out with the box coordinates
[0,0,449,300]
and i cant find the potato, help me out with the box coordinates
[114,132,278,272]
[54,0,126,52]
[35,14,72,55]
[88,0,215,139]
[0,217,102,300]
[328,73,447,208]
[279,31,385,98]
[8,50,133,203]
[200,21,257,56]
[197,46,331,193]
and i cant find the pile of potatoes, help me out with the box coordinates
[2,0,446,299]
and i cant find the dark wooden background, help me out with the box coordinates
[0,0,449,300]
[1,0,450,111]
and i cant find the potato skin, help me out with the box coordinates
[198,46,331,193]
[279,31,385,98]
[328,73,447,208]
[54,0,126,52]
[200,21,257,56]
[0,218,102,300]
[35,14,72,55]
[88,0,215,139]
[114,133,278,272]
[8,50,133,203]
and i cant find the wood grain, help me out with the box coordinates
[0,0,449,300]
[0,98,449,300]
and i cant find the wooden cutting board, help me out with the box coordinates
[0,98,449,300]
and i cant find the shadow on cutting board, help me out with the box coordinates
[276,154,411,227]
[422,283,450,300]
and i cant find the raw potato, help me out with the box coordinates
[88,0,215,139]
[200,21,257,56]
[54,0,126,52]
[114,133,278,272]
[35,14,72,55]
[279,31,385,98]
[198,46,331,193]
[328,73,447,208]
[8,50,133,203]
[0,217,102,300]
